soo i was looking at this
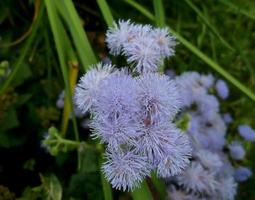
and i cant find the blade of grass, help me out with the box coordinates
[151,173,167,200]
[55,0,97,71]
[185,0,234,51]
[96,0,114,27]
[120,0,255,102]
[0,3,44,95]
[123,0,155,21]
[45,0,81,171]
[131,180,153,200]
[219,0,255,21]
[153,0,165,27]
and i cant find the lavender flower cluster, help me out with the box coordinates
[74,21,192,191]
[166,72,253,200]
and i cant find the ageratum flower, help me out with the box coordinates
[215,79,229,99]
[90,73,139,147]
[102,147,151,191]
[194,149,222,171]
[238,124,255,142]
[216,176,237,200]
[136,73,181,120]
[228,141,245,160]
[176,162,218,195]
[151,28,176,57]
[123,36,162,73]
[106,20,136,55]
[74,63,115,113]
[106,20,176,73]
[234,166,252,182]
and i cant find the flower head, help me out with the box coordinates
[74,63,115,113]
[215,79,229,99]
[234,166,252,182]
[102,147,151,191]
[238,124,255,141]
[228,141,245,160]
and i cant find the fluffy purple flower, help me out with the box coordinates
[74,63,115,113]
[228,141,245,160]
[136,73,181,120]
[215,79,229,99]
[102,148,151,191]
[123,36,162,73]
[106,20,137,55]
[216,176,237,200]
[234,166,252,182]
[176,162,218,195]
[238,124,255,141]
[151,28,176,57]
[90,74,139,147]
[195,149,222,171]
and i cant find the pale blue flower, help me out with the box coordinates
[136,73,181,121]
[102,147,151,191]
[228,141,245,160]
[215,79,229,99]
[90,73,139,147]
[74,63,115,113]
[238,124,255,141]
[176,162,218,195]
[234,166,252,182]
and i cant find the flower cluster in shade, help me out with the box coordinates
[74,21,192,192]
[166,71,253,200]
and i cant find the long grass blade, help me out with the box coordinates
[56,0,97,71]
[153,0,165,27]
[123,0,155,21]
[96,0,114,27]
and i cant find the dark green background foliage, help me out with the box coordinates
[0,0,255,199]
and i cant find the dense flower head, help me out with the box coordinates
[176,162,218,195]
[228,141,245,160]
[102,147,151,191]
[106,20,176,73]
[215,79,229,99]
[74,63,115,113]
[234,166,252,182]
[238,124,255,141]
[74,61,191,190]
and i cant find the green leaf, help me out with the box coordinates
[96,0,114,27]
[40,174,62,200]
[80,148,99,173]
[0,109,19,131]
[131,180,153,200]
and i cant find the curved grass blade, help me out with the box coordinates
[123,0,155,21]
[96,0,114,27]
[185,0,234,51]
